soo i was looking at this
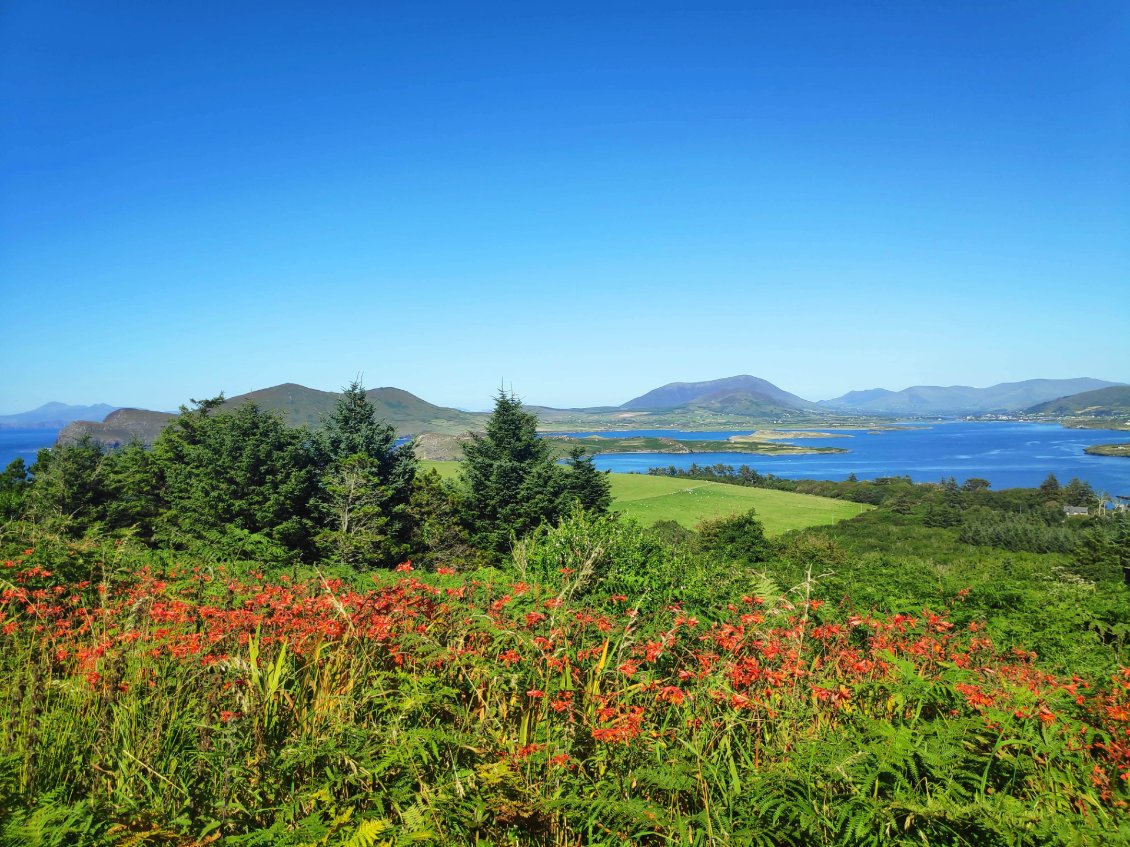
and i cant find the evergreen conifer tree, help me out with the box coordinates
[1038,472,1062,501]
[316,380,417,566]
[460,390,569,554]
[564,446,612,514]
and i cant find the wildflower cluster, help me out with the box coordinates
[1,547,1127,845]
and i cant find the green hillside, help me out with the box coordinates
[420,461,866,534]
[57,408,176,447]
[1025,385,1130,418]
[607,473,868,532]
[223,383,484,435]
[57,383,485,447]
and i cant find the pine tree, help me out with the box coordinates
[152,398,319,555]
[1063,477,1096,508]
[1038,473,1062,502]
[317,380,417,566]
[563,446,612,514]
[25,436,109,534]
[460,390,569,554]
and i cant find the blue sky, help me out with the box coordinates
[2,1,1127,413]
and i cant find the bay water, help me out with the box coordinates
[559,421,1130,494]
[4,421,1129,495]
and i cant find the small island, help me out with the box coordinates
[545,433,848,456]
[1084,443,1130,458]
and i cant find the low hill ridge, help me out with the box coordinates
[58,383,484,447]
[1025,385,1130,417]
[820,378,1123,415]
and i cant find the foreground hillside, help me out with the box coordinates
[1,541,1126,846]
[8,386,1128,845]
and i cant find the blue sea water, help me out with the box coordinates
[5,422,1130,495]
[0,428,60,469]
[556,422,1130,494]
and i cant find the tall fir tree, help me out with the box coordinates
[460,390,570,554]
[151,397,319,556]
[316,380,417,566]
[563,446,612,514]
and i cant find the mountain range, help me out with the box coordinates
[26,374,1130,449]
[0,402,120,430]
[818,378,1122,416]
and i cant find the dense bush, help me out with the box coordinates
[1,542,1127,846]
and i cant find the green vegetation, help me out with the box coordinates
[1085,442,1130,457]
[609,473,866,532]
[460,391,612,555]
[59,383,487,448]
[1,384,1128,845]
[1026,384,1130,417]
[419,462,864,533]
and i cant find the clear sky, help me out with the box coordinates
[2,1,1127,414]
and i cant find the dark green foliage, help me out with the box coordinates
[11,383,423,566]
[649,518,697,550]
[1062,477,1097,507]
[957,509,1077,554]
[407,469,484,570]
[1074,512,1130,585]
[0,459,29,521]
[315,453,397,566]
[315,381,418,567]
[698,508,772,565]
[921,502,962,528]
[100,441,161,535]
[460,390,571,554]
[152,398,319,556]
[24,436,109,534]
[562,446,612,514]
[1038,472,1061,502]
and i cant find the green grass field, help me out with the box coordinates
[420,461,868,535]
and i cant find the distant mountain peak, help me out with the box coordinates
[621,375,818,413]
[0,402,119,429]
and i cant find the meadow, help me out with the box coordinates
[420,461,866,534]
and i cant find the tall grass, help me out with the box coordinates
[1,543,1127,845]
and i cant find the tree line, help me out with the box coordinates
[0,383,612,568]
